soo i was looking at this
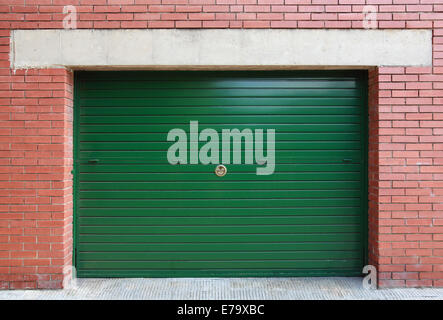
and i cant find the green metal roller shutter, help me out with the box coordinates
[74,71,368,278]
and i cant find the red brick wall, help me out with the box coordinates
[368,67,380,284]
[0,27,74,289]
[0,1,437,30]
[374,65,443,288]
[0,1,442,288]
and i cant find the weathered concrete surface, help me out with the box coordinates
[1,278,443,300]
[11,29,432,69]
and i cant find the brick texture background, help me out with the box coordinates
[0,0,442,288]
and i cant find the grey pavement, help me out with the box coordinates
[0,277,443,300]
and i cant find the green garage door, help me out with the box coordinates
[74,71,367,278]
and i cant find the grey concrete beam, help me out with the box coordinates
[11,29,432,69]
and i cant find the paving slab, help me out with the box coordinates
[1,277,443,300]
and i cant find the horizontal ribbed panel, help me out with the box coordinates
[75,71,367,278]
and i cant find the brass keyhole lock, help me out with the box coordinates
[215,165,227,177]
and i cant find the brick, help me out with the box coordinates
[148,20,174,27]
[243,20,271,27]
[406,280,433,287]
[175,20,203,28]
[189,13,215,20]
[204,20,230,27]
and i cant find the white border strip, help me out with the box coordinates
[12,29,432,69]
